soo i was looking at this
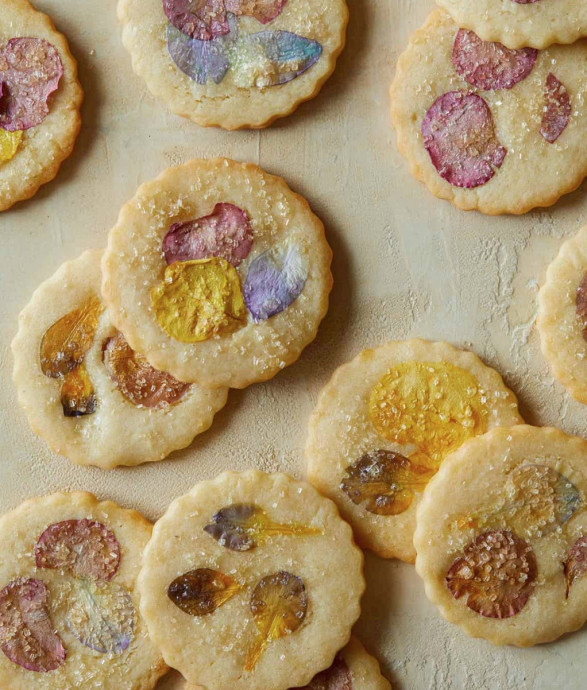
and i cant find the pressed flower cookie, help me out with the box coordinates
[415,425,587,646]
[306,339,522,562]
[184,636,391,690]
[12,249,228,469]
[0,491,167,689]
[117,0,348,129]
[102,158,332,389]
[537,225,587,405]
[436,0,587,50]
[0,0,83,212]
[138,470,364,690]
[389,10,587,215]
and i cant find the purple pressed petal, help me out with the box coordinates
[540,73,571,144]
[167,21,234,84]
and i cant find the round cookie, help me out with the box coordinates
[306,339,522,562]
[102,158,332,389]
[185,636,391,690]
[0,0,83,212]
[415,425,587,646]
[436,0,587,50]
[138,470,364,690]
[12,249,228,469]
[117,0,348,129]
[0,491,167,689]
[537,225,587,405]
[389,10,587,215]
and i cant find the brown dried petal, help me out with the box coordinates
[0,578,65,672]
[103,331,190,408]
[35,519,121,581]
[576,272,587,341]
[564,536,587,598]
[40,295,103,378]
[341,450,435,516]
[167,568,242,616]
[292,655,353,690]
[245,571,307,671]
[204,503,321,551]
[446,530,537,618]
[60,363,97,417]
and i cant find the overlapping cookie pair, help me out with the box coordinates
[305,338,587,647]
[389,4,587,214]
[12,158,333,469]
[0,474,390,690]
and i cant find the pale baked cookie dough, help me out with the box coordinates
[138,470,364,690]
[537,225,587,405]
[12,249,228,469]
[415,425,587,646]
[436,0,587,50]
[0,0,83,212]
[306,339,522,562]
[117,0,348,129]
[389,10,587,215]
[0,491,167,689]
[102,158,332,389]
[184,636,391,690]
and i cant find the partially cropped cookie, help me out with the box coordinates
[12,249,228,469]
[389,10,587,215]
[0,492,167,689]
[537,225,587,405]
[138,470,364,690]
[415,425,587,646]
[306,339,522,562]
[117,0,348,129]
[0,0,83,211]
[102,159,332,389]
[436,0,587,50]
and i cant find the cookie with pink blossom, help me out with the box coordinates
[118,0,348,129]
[389,10,587,215]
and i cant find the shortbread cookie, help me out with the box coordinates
[184,636,391,690]
[306,339,522,562]
[12,249,228,469]
[118,0,348,129]
[0,0,83,212]
[415,425,587,646]
[102,159,332,389]
[537,225,587,405]
[436,0,587,50]
[0,491,167,689]
[389,10,587,215]
[138,470,364,690]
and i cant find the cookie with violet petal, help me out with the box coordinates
[117,0,348,129]
[138,470,364,690]
[0,0,83,211]
[435,0,587,50]
[537,225,587,405]
[102,158,332,389]
[12,249,228,469]
[306,339,522,562]
[0,491,167,689]
[389,9,587,215]
[415,425,587,646]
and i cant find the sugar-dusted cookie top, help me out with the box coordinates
[415,425,587,646]
[0,0,83,211]
[117,0,348,129]
[138,470,364,690]
[0,491,167,689]
[306,339,522,562]
[12,249,228,469]
[389,10,587,215]
[537,225,587,405]
[102,159,332,389]
[436,0,587,50]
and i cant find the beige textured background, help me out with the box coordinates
[1,1,586,688]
